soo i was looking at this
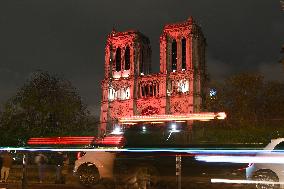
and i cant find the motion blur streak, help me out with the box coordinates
[196,154,284,163]
[1,147,284,154]
[27,136,96,145]
[211,178,284,185]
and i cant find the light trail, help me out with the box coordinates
[118,112,226,123]
[3,147,284,164]
[196,155,284,164]
[0,147,284,154]
[212,178,284,185]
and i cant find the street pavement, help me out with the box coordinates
[0,182,86,189]
[0,181,254,189]
[2,164,253,189]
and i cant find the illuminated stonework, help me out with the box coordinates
[100,17,207,132]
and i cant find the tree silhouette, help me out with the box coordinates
[0,71,93,146]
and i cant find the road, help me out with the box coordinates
[0,183,86,189]
[0,180,254,189]
[2,154,255,189]
[1,164,254,189]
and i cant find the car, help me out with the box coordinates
[74,113,245,188]
[74,150,116,186]
[246,138,284,189]
[73,134,124,186]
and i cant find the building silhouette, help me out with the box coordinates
[100,17,207,132]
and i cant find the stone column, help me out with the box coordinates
[186,35,192,70]
[104,44,110,78]
[156,83,159,97]
[159,34,167,74]
[121,48,125,77]
[130,44,134,76]
[139,84,142,98]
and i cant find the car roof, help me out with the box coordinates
[264,138,284,150]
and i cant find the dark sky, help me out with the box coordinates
[0,0,284,116]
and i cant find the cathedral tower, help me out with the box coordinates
[100,30,151,132]
[159,17,207,114]
[100,17,207,133]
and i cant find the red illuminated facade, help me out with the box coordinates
[100,17,207,132]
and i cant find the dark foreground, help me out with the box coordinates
[0,151,260,189]
[0,165,254,189]
[0,181,256,189]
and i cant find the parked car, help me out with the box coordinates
[74,120,246,188]
[246,138,284,189]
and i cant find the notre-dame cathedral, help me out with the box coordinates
[100,17,207,132]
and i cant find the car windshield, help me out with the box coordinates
[123,122,187,148]
[121,121,220,148]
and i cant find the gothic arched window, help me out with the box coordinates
[140,50,144,74]
[182,38,186,70]
[171,39,177,72]
[125,46,130,70]
[115,47,121,72]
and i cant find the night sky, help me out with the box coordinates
[0,0,284,116]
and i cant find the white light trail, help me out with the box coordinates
[212,178,284,185]
[196,154,284,164]
[0,147,283,154]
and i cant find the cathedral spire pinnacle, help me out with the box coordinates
[187,16,194,24]
[111,26,117,36]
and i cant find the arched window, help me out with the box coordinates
[125,46,130,70]
[182,38,186,70]
[145,84,149,96]
[153,84,156,96]
[141,85,145,97]
[108,47,113,77]
[149,85,153,96]
[140,50,144,74]
[115,48,121,72]
[139,83,159,98]
[171,39,177,72]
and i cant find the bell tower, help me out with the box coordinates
[160,17,207,113]
[160,17,206,74]
[104,29,151,79]
[100,29,151,132]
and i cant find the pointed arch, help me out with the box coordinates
[140,49,144,74]
[171,39,177,71]
[115,47,121,71]
[182,38,186,70]
[124,46,130,70]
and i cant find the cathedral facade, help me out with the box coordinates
[100,17,207,132]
